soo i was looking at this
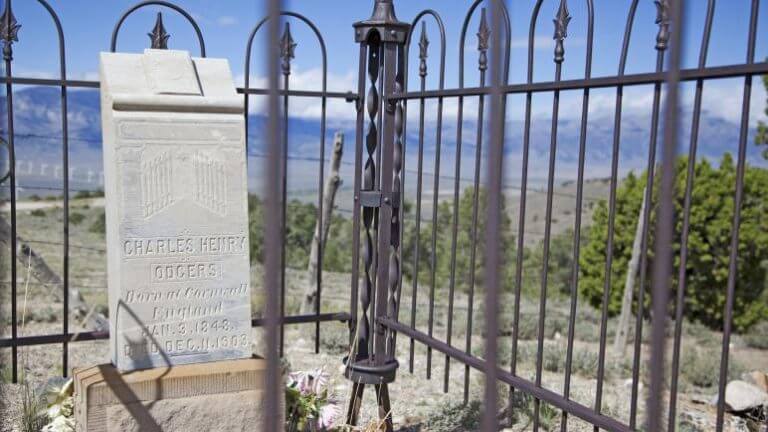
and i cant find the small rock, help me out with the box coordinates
[742,371,768,393]
[710,380,768,412]
[690,394,711,405]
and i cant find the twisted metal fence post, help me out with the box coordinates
[345,1,409,430]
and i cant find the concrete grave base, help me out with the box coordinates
[73,357,266,432]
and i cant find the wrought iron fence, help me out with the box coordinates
[0,0,354,383]
[1,0,767,431]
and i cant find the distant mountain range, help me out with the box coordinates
[1,86,765,199]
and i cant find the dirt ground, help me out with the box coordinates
[1,202,767,431]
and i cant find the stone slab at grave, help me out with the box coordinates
[73,49,262,432]
[99,49,252,371]
[73,358,265,432]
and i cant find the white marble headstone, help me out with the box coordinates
[100,49,252,371]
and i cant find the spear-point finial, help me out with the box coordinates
[148,12,170,49]
[654,0,671,51]
[280,22,297,76]
[478,8,491,71]
[370,0,398,23]
[553,0,571,63]
[418,22,429,77]
[0,1,20,61]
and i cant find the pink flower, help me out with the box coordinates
[317,399,339,429]
[288,368,330,396]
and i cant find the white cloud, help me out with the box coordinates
[237,67,358,124]
[216,16,238,27]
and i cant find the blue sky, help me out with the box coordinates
[5,0,768,198]
[12,1,768,87]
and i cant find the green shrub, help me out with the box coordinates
[543,343,566,373]
[538,402,560,431]
[681,347,720,388]
[69,212,85,225]
[572,348,600,379]
[30,209,46,217]
[681,347,744,389]
[516,314,539,340]
[0,364,13,383]
[30,306,58,323]
[574,319,602,343]
[319,326,349,355]
[21,381,48,432]
[89,212,105,234]
[743,321,768,349]
[506,392,559,431]
[424,400,482,432]
[580,156,768,331]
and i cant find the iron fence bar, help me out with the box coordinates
[483,0,506,429]
[609,2,638,427]
[349,42,367,350]
[0,313,351,348]
[0,331,110,348]
[314,41,328,358]
[110,0,205,56]
[253,312,350,326]
[395,51,407,367]
[647,0,684,430]
[8,61,768,98]
[628,27,666,427]
[263,0,283,428]
[667,1,716,429]
[445,0,508,396]
[628,3,668,426]
[716,0,760,429]
[407,32,425,373]
[391,62,768,100]
[509,0,544,415]
[372,40,384,363]
[244,11,334,357]
[2,77,99,87]
[279,23,291,359]
[374,42,396,366]
[360,35,380,362]
[0,76,355,100]
[403,12,446,375]
[424,42,445,383]
[533,2,570,428]
[443,20,465,396]
[238,88,353,99]
[386,42,404,359]
[29,0,71,378]
[560,1,594,429]
[379,318,634,432]
[1,0,19,384]
[373,40,384,324]
[464,6,489,404]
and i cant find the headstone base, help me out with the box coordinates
[73,357,266,432]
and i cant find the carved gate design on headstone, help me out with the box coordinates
[140,150,175,219]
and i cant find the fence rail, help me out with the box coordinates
[0,0,353,389]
